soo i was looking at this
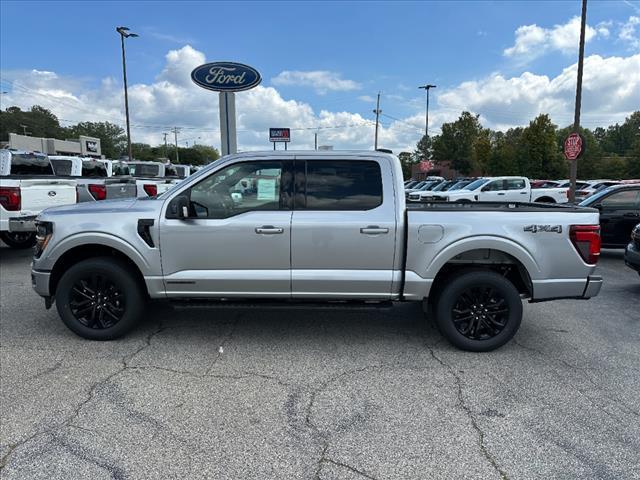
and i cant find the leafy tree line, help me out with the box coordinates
[406,111,640,180]
[0,105,220,165]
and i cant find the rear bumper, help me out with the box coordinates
[9,216,37,232]
[624,241,640,272]
[582,275,603,298]
[31,268,51,297]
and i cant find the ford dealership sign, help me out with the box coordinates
[191,62,262,92]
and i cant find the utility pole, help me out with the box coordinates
[373,92,381,150]
[116,26,138,161]
[172,127,180,163]
[418,84,436,139]
[163,133,168,158]
[569,0,587,203]
[314,132,318,151]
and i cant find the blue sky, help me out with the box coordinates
[1,1,639,152]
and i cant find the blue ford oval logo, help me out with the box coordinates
[191,62,262,92]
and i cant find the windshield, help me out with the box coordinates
[431,181,452,192]
[462,178,489,191]
[129,163,160,177]
[579,186,616,206]
[157,158,223,199]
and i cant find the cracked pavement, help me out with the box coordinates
[1,245,639,479]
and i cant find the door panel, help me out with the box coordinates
[291,158,397,299]
[159,160,293,297]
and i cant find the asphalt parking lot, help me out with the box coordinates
[1,244,639,480]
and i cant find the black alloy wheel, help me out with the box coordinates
[0,231,37,249]
[434,270,523,352]
[451,286,509,340]
[69,274,126,329]
[56,257,144,340]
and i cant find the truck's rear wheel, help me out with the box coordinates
[0,232,36,249]
[55,257,144,340]
[434,270,522,351]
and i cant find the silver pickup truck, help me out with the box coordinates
[31,151,603,351]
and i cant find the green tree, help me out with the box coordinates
[431,111,482,174]
[131,143,155,161]
[413,134,432,162]
[600,155,628,179]
[486,129,521,176]
[521,114,566,179]
[0,105,65,141]
[67,121,127,159]
[191,144,220,164]
[473,130,492,175]
[627,139,640,178]
[398,151,414,179]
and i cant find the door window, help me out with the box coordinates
[600,190,640,209]
[506,179,526,190]
[483,180,504,192]
[301,160,382,210]
[187,161,288,219]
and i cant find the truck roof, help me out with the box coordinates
[225,150,395,160]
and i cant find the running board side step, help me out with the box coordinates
[170,299,394,310]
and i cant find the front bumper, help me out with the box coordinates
[624,241,640,272]
[9,216,37,232]
[31,268,51,297]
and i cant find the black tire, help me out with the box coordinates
[434,270,522,352]
[0,231,36,249]
[535,197,555,203]
[55,257,145,340]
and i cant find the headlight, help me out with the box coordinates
[34,221,53,259]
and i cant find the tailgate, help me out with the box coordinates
[105,179,137,199]
[18,179,77,214]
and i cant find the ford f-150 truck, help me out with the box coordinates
[127,161,181,197]
[49,156,138,202]
[412,176,569,204]
[31,151,603,351]
[0,150,77,248]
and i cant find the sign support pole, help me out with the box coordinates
[219,92,237,156]
[569,0,587,203]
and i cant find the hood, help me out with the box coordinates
[41,197,139,216]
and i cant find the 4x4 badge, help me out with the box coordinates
[524,225,562,234]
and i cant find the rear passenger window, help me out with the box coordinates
[50,159,73,176]
[303,161,382,210]
[8,154,54,175]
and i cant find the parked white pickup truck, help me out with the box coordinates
[32,151,602,351]
[0,150,77,248]
[127,161,181,197]
[412,177,569,203]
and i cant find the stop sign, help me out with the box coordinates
[564,132,584,160]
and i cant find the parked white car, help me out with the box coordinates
[419,176,569,203]
[0,150,77,248]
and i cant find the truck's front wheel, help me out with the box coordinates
[0,232,36,249]
[435,270,522,352]
[55,257,144,340]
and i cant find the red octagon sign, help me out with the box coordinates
[564,132,584,161]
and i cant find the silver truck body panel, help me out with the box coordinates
[32,151,601,305]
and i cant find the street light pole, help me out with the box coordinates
[116,26,138,161]
[569,0,587,203]
[373,91,381,150]
[418,84,436,140]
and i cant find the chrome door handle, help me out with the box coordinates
[360,226,389,235]
[519,192,527,194]
[255,225,284,234]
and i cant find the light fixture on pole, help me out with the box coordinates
[116,26,138,161]
[418,84,436,139]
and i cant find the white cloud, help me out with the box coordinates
[1,46,637,156]
[437,54,640,130]
[504,16,599,61]
[358,95,375,102]
[271,70,361,94]
[619,15,640,49]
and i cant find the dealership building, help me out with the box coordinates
[5,132,103,158]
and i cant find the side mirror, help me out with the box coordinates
[167,195,190,219]
[593,203,602,210]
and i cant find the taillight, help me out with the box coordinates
[88,184,107,201]
[569,225,601,265]
[0,186,21,211]
[143,184,157,196]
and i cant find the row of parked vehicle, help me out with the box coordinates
[0,149,196,249]
[405,175,640,275]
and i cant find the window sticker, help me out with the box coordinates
[257,178,277,200]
